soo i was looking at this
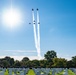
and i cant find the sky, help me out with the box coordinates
[0,0,76,60]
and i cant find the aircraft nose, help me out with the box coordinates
[32,9,34,11]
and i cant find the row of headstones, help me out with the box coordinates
[0,68,75,75]
[0,71,25,75]
[0,68,66,75]
[69,68,76,74]
[0,68,57,75]
[0,68,29,75]
[63,68,76,75]
[34,68,72,75]
[51,68,68,75]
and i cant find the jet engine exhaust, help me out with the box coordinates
[32,9,41,59]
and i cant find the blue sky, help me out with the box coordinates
[0,0,76,60]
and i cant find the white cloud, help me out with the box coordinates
[5,50,37,53]
[0,56,44,61]
[57,53,71,60]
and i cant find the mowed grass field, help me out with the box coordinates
[68,70,75,75]
[56,70,75,75]
[26,69,36,75]
[3,69,76,75]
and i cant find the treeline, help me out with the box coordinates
[0,50,76,68]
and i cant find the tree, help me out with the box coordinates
[2,60,10,67]
[10,58,14,67]
[31,60,40,68]
[4,56,14,67]
[39,60,47,68]
[71,56,76,67]
[39,59,52,68]
[67,60,74,68]
[52,58,67,68]
[44,50,57,61]
[22,57,29,62]
[25,60,33,67]
[14,60,21,68]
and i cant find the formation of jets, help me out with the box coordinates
[29,8,40,25]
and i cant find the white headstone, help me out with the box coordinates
[63,69,68,75]
[0,71,4,75]
[20,71,24,75]
[9,69,12,75]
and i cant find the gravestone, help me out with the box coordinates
[63,68,68,75]
[45,68,50,74]
[34,68,40,74]
[20,71,24,75]
[0,71,4,75]
[9,69,12,75]
[37,72,41,75]
[52,69,55,75]
[70,68,76,74]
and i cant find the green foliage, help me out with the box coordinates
[52,58,67,68]
[22,57,29,62]
[44,50,57,61]
[31,60,40,68]
[0,56,14,67]
[13,60,21,67]
[72,56,76,67]
[39,60,47,68]
[67,60,74,68]
[0,50,76,68]
[2,60,10,67]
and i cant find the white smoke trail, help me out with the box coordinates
[32,10,38,50]
[37,10,41,57]
[32,9,41,58]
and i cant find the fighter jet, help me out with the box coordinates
[32,9,34,11]
[38,22,40,24]
[29,23,31,24]
[37,8,39,11]
[34,20,35,22]
[29,20,36,24]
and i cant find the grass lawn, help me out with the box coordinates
[26,69,36,75]
[56,70,76,75]
[4,69,9,75]
[48,70,52,75]
[55,70,64,75]
[68,70,75,75]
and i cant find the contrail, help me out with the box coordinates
[32,9,41,58]
[32,10,38,50]
[37,9,41,57]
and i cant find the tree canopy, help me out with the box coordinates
[44,50,57,61]
[0,50,75,68]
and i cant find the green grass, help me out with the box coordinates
[48,70,52,75]
[56,70,76,75]
[4,69,20,75]
[68,70,75,75]
[26,69,36,75]
[12,71,15,75]
[55,70,64,75]
[4,69,9,75]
